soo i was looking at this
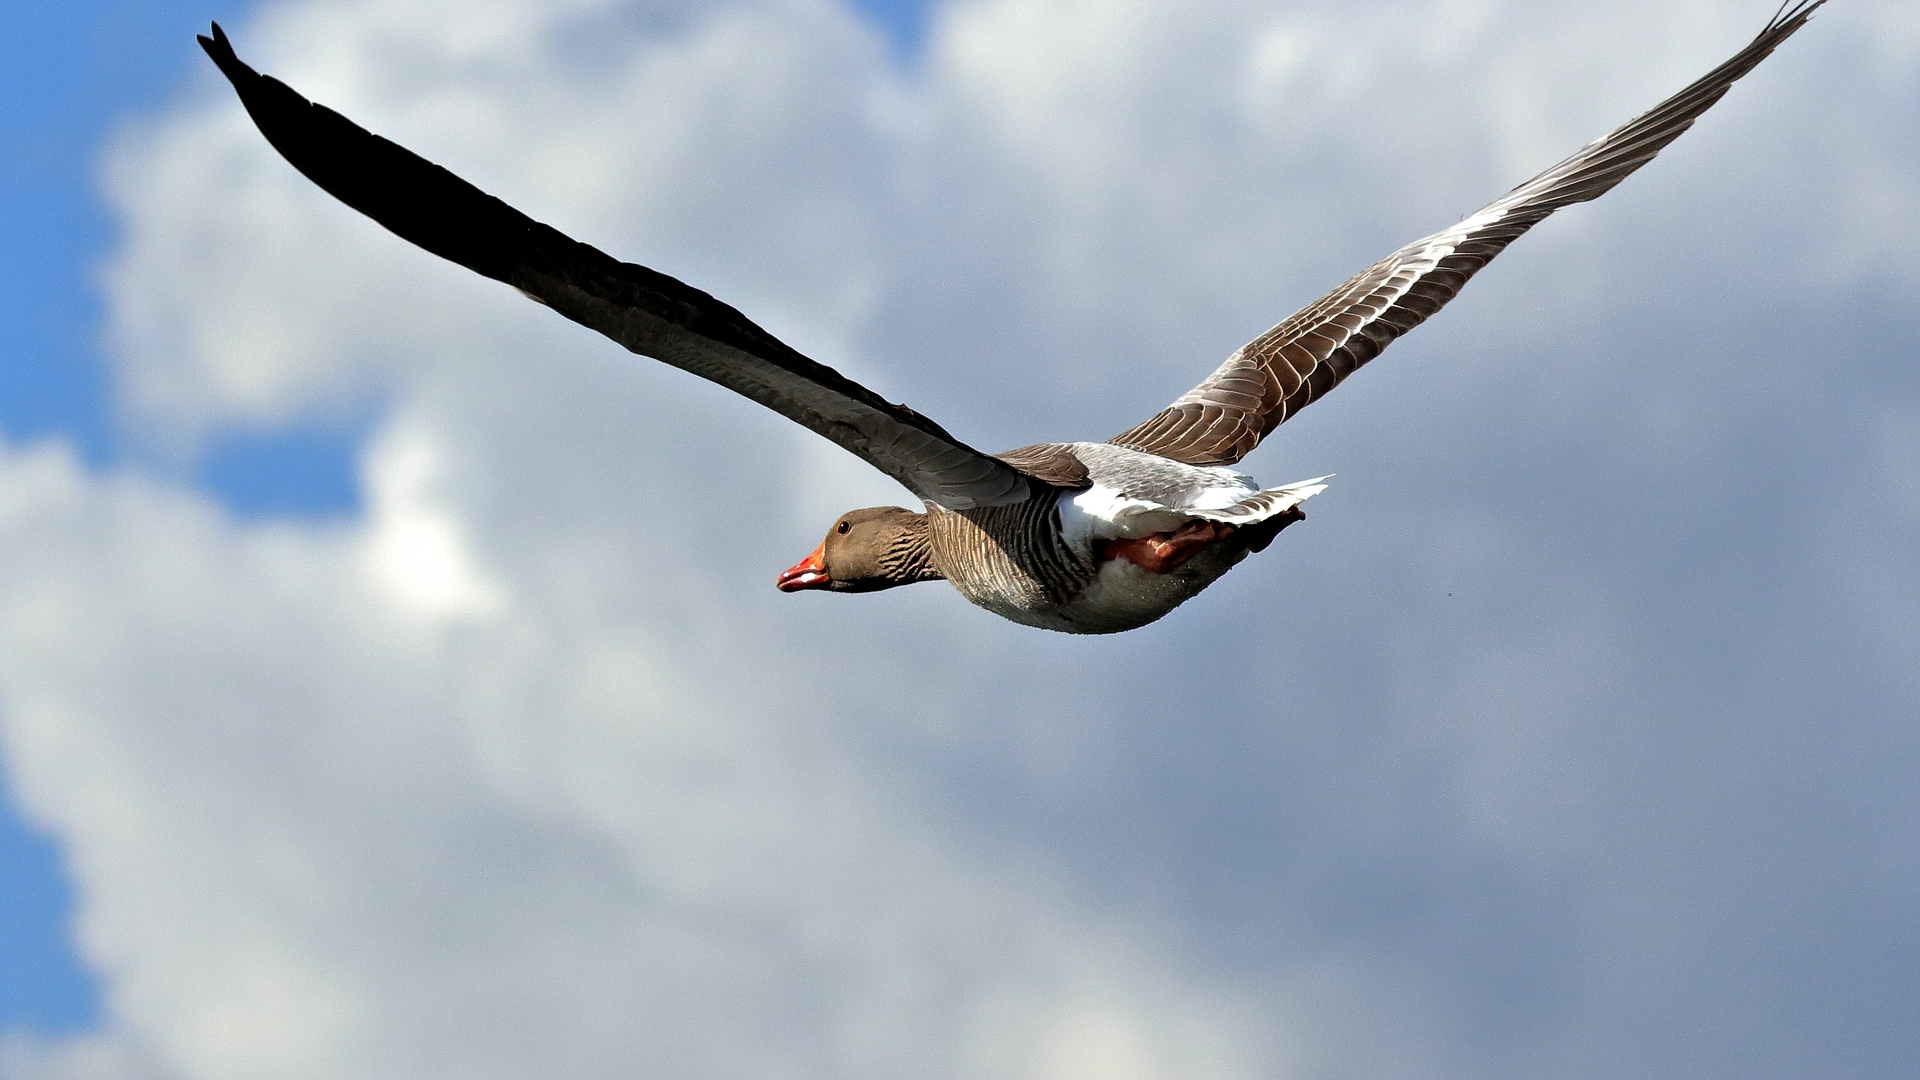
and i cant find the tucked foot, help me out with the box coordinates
[1241,505,1305,554]
[1100,520,1235,574]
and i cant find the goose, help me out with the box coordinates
[197,3,1825,634]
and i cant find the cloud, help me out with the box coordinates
[2,0,1917,1077]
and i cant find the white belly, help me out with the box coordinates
[931,443,1329,634]
[1005,535,1256,635]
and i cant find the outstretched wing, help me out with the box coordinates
[1110,0,1826,466]
[198,25,1031,510]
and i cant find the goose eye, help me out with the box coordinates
[836,521,851,534]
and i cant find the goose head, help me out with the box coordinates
[777,507,943,593]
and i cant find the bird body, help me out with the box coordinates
[917,443,1328,633]
[195,2,1828,633]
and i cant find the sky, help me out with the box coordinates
[0,0,1915,1078]
[0,0,931,1039]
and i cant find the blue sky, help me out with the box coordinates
[11,0,920,1042]
[0,0,230,1036]
[0,1,1913,1077]
[8,0,936,1044]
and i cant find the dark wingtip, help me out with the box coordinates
[1768,0,1828,36]
[196,21,251,85]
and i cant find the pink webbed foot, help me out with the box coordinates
[1098,520,1235,574]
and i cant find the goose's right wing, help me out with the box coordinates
[1110,0,1826,467]
[198,25,1032,510]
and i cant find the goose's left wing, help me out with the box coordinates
[1111,0,1826,467]
[198,24,1030,510]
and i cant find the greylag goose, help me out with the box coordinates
[197,3,1825,634]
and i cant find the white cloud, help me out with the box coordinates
[357,423,506,620]
[3,0,1918,1078]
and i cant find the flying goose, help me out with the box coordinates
[197,2,1825,634]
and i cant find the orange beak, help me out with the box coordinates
[776,542,830,592]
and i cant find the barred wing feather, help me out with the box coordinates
[1111,0,1826,466]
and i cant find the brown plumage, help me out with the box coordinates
[197,3,1827,633]
[777,508,944,594]
[1109,0,1829,467]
